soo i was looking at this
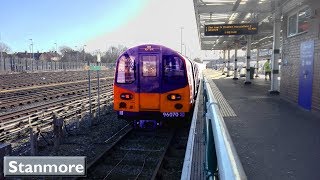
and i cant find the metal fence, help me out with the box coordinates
[0,58,115,73]
[203,76,246,180]
[181,75,247,180]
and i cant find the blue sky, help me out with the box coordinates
[0,0,220,59]
[1,0,148,51]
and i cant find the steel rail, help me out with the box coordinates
[0,83,110,110]
[0,91,114,142]
[84,130,174,179]
[0,85,112,121]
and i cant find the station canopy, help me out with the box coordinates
[193,0,286,50]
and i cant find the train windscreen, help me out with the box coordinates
[163,55,185,82]
[116,54,135,83]
[142,55,157,77]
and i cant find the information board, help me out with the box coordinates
[298,40,314,110]
[204,23,258,36]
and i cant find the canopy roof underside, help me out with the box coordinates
[194,0,288,50]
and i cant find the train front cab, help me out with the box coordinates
[114,47,194,123]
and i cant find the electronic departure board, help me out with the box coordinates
[204,23,258,36]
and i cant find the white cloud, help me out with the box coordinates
[86,0,214,60]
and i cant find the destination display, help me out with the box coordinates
[204,23,258,36]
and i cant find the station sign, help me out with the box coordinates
[204,23,258,36]
[83,65,107,71]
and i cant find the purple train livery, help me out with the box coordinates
[113,44,199,127]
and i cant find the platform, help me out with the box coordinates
[188,81,206,180]
[195,69,320,179]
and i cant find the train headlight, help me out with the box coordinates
[167,94,182,101]
[120,93,133,100]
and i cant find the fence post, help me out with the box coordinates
[3,58,5,72]
[0,143,11,179]
[76,109,81,130]
[29,117,38,155]
[25,59,28,72]
[53,113,63,151]
[103,104,106,115]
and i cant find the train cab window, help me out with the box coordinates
[116,54,135,83]
[142,55,157,77]
[163,55,185,78]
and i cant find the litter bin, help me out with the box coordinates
[250,67,255,79]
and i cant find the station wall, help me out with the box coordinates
[281,1,320,112]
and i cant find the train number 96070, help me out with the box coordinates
[162,112,185,118]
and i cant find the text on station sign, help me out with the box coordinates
[204,23,258,36]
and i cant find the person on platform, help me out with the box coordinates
[263,59,271,80]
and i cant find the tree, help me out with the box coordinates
[59,46,73,56]
[101,45,127,63]
[59,46,77,62]
[193,57,202,63]
[0,42,11,53]
[84,52,95,63]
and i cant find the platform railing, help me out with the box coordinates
[203,76,247,180]
[181,79,202,180]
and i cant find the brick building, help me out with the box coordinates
[280,0,320,112]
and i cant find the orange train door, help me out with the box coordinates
[138,54,161,111]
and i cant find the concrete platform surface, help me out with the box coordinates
[204,69,320,180]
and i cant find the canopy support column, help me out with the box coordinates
[222,50,226,75]
[226,49,231,77]
[255,48,260,77]
[233,45,238,80]
[270,8,281,94]
[245,35,252,84]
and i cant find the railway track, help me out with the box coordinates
[0,78,113,110]
[0,90,114,142]
[0,70,116,143]
[0,86,113,122]
[83,128,175,180]
[0,70,114,90]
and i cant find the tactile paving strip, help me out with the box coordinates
[207,79,237,117]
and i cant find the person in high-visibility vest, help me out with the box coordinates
[263,59,271,80]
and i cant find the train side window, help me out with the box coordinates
[116,54,135,83]
[142,55,157,77]
[163,55,185,78]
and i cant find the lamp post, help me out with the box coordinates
[75,46,78,63]
[29,39,36,71]
[0,33,3,66]
[54,42,57,54]
[96,49,101,119]
[84,45,92,126]
[84,45,87,62]
[29,39,34,60]
[182,43,187,56]
[180,27,184,54]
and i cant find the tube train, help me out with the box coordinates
[113,44,199,127]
